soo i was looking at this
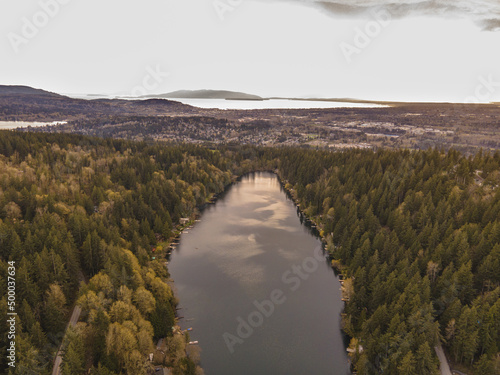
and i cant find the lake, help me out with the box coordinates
[168,172,350,375]
[153,98,384,110]
[70,94,386,110]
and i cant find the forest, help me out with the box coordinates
[270,147,500,374]
[0,130,499,374]
[0,131,240,374]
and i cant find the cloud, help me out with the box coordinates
[274,0,500,31]
[480,18,500,31]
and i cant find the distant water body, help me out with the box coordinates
[69,94,386,110]
[152,98,385,110]
[0,121,67,130]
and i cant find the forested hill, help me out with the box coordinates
[0,131,499,374]
[0,85,196,121]
[0,131,247,374]
[271,147,500,374]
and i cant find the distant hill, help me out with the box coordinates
[0,85,197,121]
[0,85,62,97]
[144,89,264,100]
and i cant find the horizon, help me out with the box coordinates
[1,0,499,103]
[3,84,500,105]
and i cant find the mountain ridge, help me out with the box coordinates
[143,89,264,100]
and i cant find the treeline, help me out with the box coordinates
[0,131,239,374]
[267,147,500,374]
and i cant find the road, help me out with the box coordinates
[435,344,453,375]
[51,305,82,375]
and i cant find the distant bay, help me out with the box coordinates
[69,94,388,110]
[145,98,386,110]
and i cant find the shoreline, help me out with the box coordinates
[272,170,358,371]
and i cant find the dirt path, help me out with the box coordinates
[435,344,453,375]
[51,305,82,375]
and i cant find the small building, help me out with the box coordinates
[154,367,171,375]
[180,218,189,225]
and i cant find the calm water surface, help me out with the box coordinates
[71,94,386,110]
[163,98,385,110]
[168,172,350,375]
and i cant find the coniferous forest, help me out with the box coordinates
[0,131,499,374]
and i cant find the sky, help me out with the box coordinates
[0,0,499,102]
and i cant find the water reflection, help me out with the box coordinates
[168,172,350,375]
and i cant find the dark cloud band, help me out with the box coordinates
[279,0,500,31]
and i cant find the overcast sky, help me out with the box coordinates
[1,0,499,102]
